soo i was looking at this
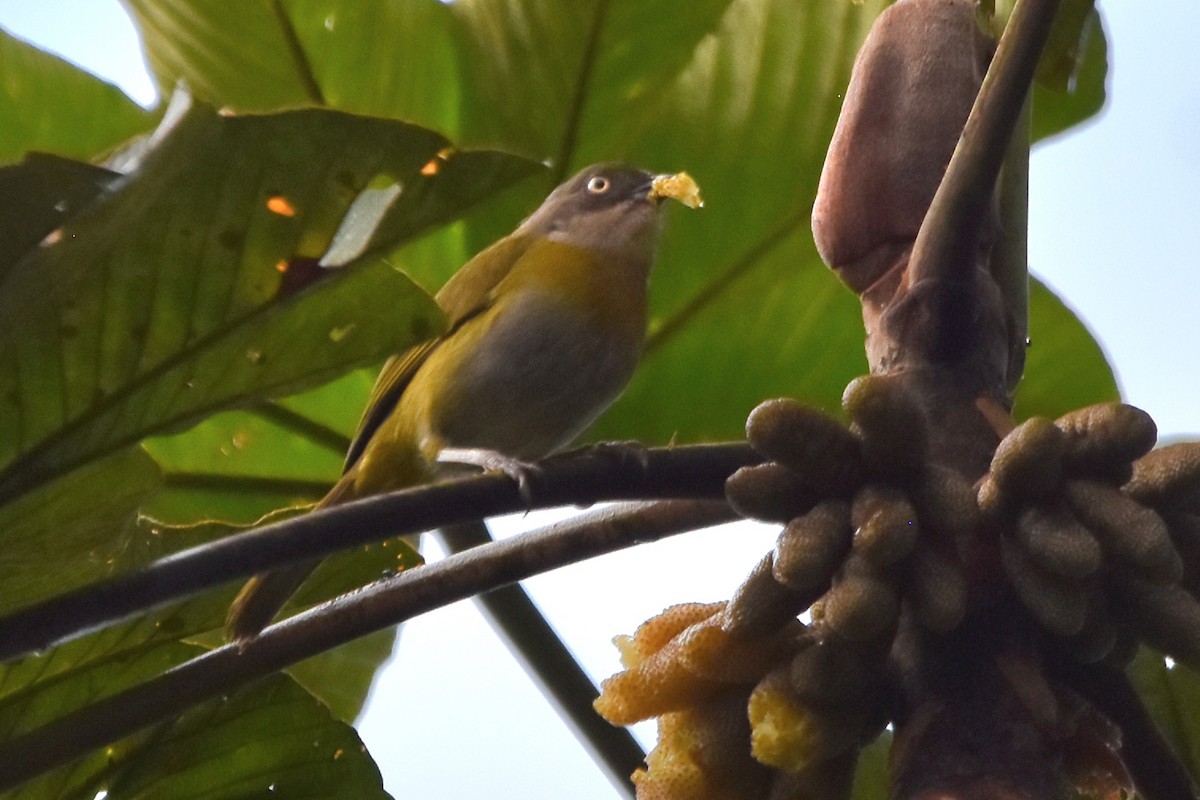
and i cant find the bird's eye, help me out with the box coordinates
[586,176,611,194]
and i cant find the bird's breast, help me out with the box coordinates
[421,287,645,460]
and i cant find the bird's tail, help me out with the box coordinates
[226,474,356,643]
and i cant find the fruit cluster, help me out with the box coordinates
[595,375,1200,799]
[989,407,1200,666]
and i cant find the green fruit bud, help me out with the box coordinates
[774,501,853,590]
[746,398,866,497]
[726,463,819,523]
[910,544,969,633]
[1014,501,1102,581]
[1055,402,1156,481]
[1066,480,1181,584]
[1000,535,1087,637]
[851,484,920,570]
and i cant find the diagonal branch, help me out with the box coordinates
[0,443,758,661]
[438,504,737,798]
[1059,661,1200,800]
[0,498,736,793]
[909,0,1062,289]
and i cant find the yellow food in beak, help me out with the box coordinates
[650,172,703,209]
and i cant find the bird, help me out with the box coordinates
[226,162,702,641]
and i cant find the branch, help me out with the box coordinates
[0,498,735,793]
[0,443,758,661]
[436,519,646,798]
[1058,661,1200,800]
[993,97,1031,395]
[438,502,737,797]
[909,0,1061,287]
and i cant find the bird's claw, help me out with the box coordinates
[437,447,544,509]
[587,440,651,472]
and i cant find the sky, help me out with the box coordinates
[1,2,1198,799]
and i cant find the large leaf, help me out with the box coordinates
[123,0,460,132]
[0,155,121,283]
[0,96,541,505]
[120,0,320,111]
[0,448,160,611]
[0,509,405,799]
[102,675,390,800]
[1032,3,1109,142]
[0,521,233,799]
[1014,276,1119,419]
[1128,650,1200,783]
[0,30,153,165]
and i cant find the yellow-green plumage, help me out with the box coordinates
[227,164,695,641]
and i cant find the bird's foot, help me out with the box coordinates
[437,447,544,508]
[585,440,651,472]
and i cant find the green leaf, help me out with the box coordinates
[0,640,201,800]
[142,404,348,525]
[1032,7,1108,142]
[0,154,120,284]
[0,96,540,506]
[450,0,735,165]
[851,733,891,800]
[0,448,161,611]
[123,0,463,135]
[285,0,461,129]
[105,675,389,800]
[0,30,153,165]
[0,508,407,795]
[0,520,231,798]
[1128,649,1200,782]
[140,369,374,525]
[286,628,399,725]
[1013,277,1120,419]
[591,231,867,444]
[121,0,322,111]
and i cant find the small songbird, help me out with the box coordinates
[227,163,701,641]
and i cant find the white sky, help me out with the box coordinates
[1,2,1198,799]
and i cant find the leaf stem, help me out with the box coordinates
[909,0,1061,290]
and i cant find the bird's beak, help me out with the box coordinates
[648,172,704,209]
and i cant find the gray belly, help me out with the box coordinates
[434,295,640,459]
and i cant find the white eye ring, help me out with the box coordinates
[586,176,610,194]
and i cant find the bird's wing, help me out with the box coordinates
[341,233,535,473]
[342,339,440,472]
[435,233,534,327]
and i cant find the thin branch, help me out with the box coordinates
[437,501,738,797]
[1058,661,1200,800]
[0,443,758,661]
[0,499,736,792]
[438,519,644,798]
[993,97,1031,395]
[909,0,1062,287]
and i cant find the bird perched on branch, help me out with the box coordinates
[227,162,702,641]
